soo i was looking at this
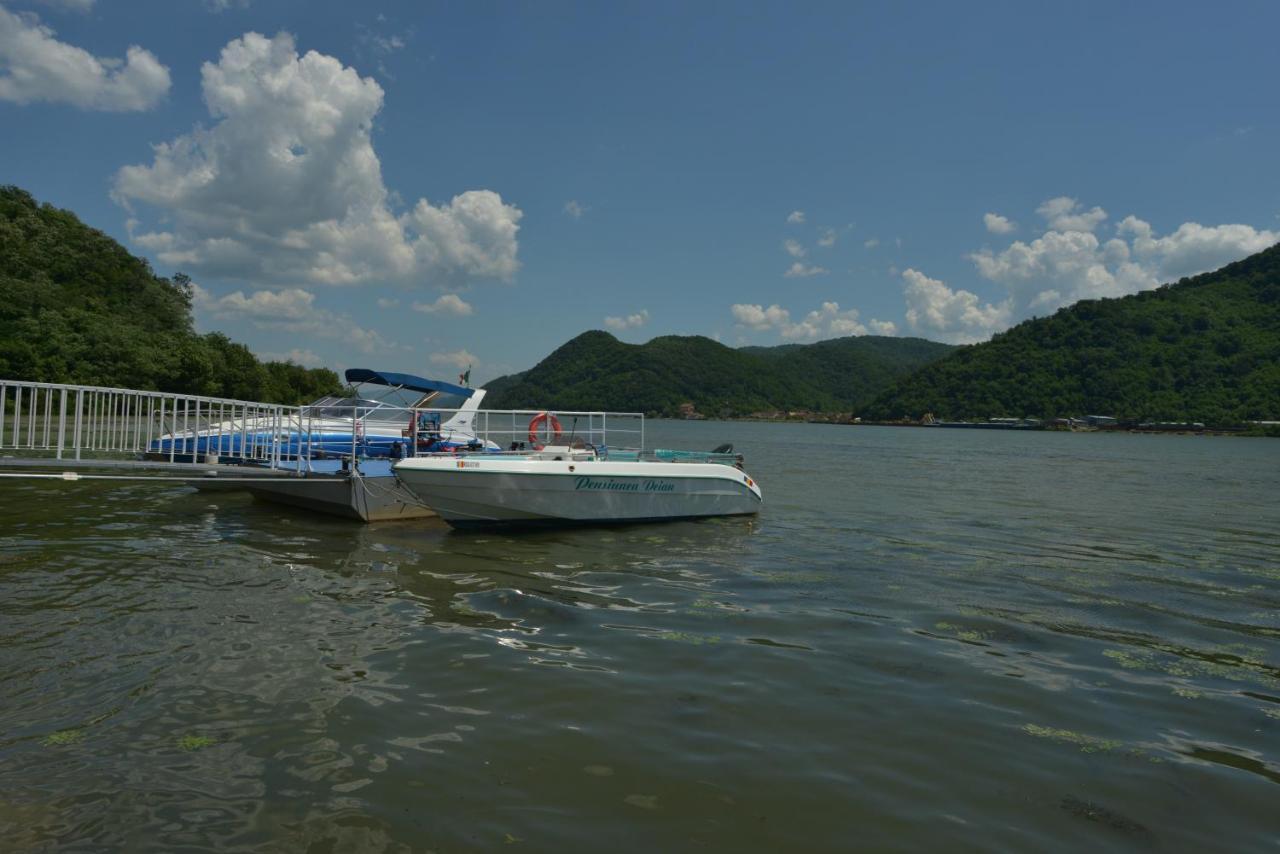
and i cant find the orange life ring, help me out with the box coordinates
[528,411,563,449]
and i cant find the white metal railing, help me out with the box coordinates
[0,379,287,465]
[421,407,644,455]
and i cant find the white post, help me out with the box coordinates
[74,388,83,460]
[43,387,52,449]
[27,385,37,449]
[272,408,281,468]
[248,405,257,461]
[121,392,130,451]
[56,387,67,459]
[159,397,169,461]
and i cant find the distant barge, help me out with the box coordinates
[925,417,1043,430]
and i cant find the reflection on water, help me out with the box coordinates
[2,422,1279,851]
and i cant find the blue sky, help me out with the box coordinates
[3,0,1278,384]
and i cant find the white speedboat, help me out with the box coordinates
[393,444,762,528]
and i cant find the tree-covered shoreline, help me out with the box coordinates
[862,245,1280,425]
[0,186,341,405]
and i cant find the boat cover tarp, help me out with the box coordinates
[344,369,474,398]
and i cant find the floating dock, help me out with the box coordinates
[217,458,436,521]
[0,377,643,523]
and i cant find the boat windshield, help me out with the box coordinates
[352,384,429,409]
[303,396,387,419]
[303,389,473,420]
[426,392,471,412]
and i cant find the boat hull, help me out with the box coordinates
[394,456,762,528]
[241,474,437,522]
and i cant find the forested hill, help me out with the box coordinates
[0,186,341,404]
[485,331,954,416]
[863,244,1280,424]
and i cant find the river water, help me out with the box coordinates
[1,421,1278,852]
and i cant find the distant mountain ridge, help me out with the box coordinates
[863,244,1280,424]
[485,331,955,416]
[489,245,1280,424]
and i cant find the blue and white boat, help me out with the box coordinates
[149,368,498,461]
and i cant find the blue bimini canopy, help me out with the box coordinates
[344,368,475,398]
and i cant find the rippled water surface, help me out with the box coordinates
[2,422,1279,851]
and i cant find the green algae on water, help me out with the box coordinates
[177,734,216,751]
[41,729,84,747]
[1023,724,1121,753]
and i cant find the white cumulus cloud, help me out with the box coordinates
[983,212,1016,234]
[192,283,395,355]
[783,238,806,259]
[889,197,1279,345]
[817,227,837,248]
[781,302,897,341]
[1118,216,1280,282]
[786,210,806,224]
[412,293,473,316]
[731,303,790,330]
[113,31,520,289]
[195,285,318,323]
[902,268,1012,345]
[0,6,170,110]
[969,202,1279,325]
[1036,196,1107,233]
[604,309,649,331]
[732,301,895,341]
[563,199,586,218]
[784,261,829,278]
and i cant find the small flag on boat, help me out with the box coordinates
[459,365,471,386]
